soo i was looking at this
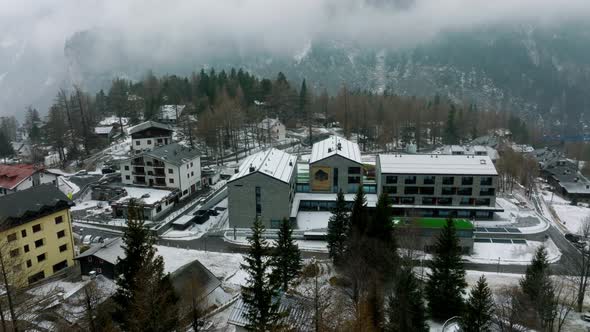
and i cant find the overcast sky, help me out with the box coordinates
[0,0,589,116]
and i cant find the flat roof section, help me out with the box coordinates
[378,154,498,175]
[393,217,474,230]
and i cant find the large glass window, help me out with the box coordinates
[480,188,495,196]
[385,176,397,184]
[423,176,435,185]
[422,197,436,205]
[400,197,415,204]
[255,186,261,216]
[404,176,416,185]
[442,187,456,195]
[442,176,454,185]
[404,187,419,195]
[348,167,361,174]
[480,177,493,186]
[461,177,473,185]
[420,187,435,195]
[383,186,397,194]
[457,188,473,196]
[475,198,491,206]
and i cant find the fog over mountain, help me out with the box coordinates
[1,0,590,121]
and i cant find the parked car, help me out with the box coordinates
[565,233,580,243]
[214,206,227,212]
[101,167,116,174]
[582,312,590,322]
[193,210,209,224]
[207,209,219,216]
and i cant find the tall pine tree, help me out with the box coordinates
[271,219,302,292]
[0,132,14,162]
[327,190,349,265]
[385,268,428,332]
[425,218,467,320]
[368,192,394,242]
[241,218,283,330]
[460,275,494,332]
[520,246,555,329]
[113,202,179,331]
[349,185,368,236]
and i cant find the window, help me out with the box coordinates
[168,168,173,174]
[480,177,493,186]
[52,260,68,273]
[422,197,436,205]
[191,171,194,176]
[461,177,473,185]
[7,233,17,242]
[57,230,66,239]
[125,175,130,180]
[55,215,63,224]
[124,165,130,170]
[26,260,32,268]
[24,245,29,253]
[348,167,361,174]
[442,177,454,185]
[457,188,473,196]
[255,186,261,216]
[419,187,435,195]
[157,138,163,143]
[400,197,415,204]
[404,176,416,185]
[147,139,152,144]
[442,187,456,195]
[438,197,452,205]
[21,229,27,238]
[34,239,44,248]
[404,187,419,195]
[135,141,140,145]
[475,198,491,206]
[37,253,46,263]
[32,224,41,233]
[10,248,19,258]
[348,176,361,184]
[169,178,174,184]
[333,168,339,192]
[460,197,473,205]
[187,173,190,178]
[385,176,397,184]
[423,176,435,185]
[28,271,45,284]
[480,188,495,196]
[190,162,194,167]
[383,186,397,194]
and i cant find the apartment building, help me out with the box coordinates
[228,149,297,229]
[128,121,174,154]
[0,184,75,285]
[377,154,500,219]
[120,143,202,198]
[308,136,363,194]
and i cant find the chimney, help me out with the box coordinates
[289,161,293,166]
[249,164,255,173]
[337,142,342,150]
[234,168,239,174]
[328,148,332,153]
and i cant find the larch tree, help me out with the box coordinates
[460,275,495,332]
[327,190,349,265]
[425,218,467,320]
[271,218,302,292]
[241,218,283,331]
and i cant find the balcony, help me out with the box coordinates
[131,158,145,166]
[133,167,145,175]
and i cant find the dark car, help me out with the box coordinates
[565,233,580,243]
[193,210,210,224]
[101,167,116,174]
[207,209,219,216]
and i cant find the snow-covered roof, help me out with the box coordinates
[435,145,499,161]
[310,135,362,164]
[128,121,173,135]
[98,116,129,126]
[229,294,313,330]
[115,186,174,205]
[257,118,282,130]
[229,149,296,184]
[378,154,498,175]
[158,105,186,120]
[94,126,113,135]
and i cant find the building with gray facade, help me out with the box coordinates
[228,148,297,229]
[377,154,501,219]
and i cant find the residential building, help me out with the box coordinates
[94,126,115,140]
[541,159,590,202]
[257,118,286,142]
[376,154,501,219]
[308,135,363,194]
[75,238,229,306]
[157,105,186,124]
[435,145,499,163]
[128,121,174,154]
[120,143,202,198]
[0,184,75,285]
[0,164,59,196]
[228,148,297,228]
[110,186,177,221]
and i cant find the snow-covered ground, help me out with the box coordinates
[466,239,561,265]
[551,204,590,235]
[116,186,173,205]
[296,211,332,230]
[161,198,229,240]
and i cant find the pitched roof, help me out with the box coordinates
[144,143,201,166]
[378,154,498,175]
[229,294,313,330]
[171,259,222,300]
[0,184,73,229]
[0,164,39,190]
[229,148,297,184]
[257,118,282,130]
[128,121,173,135]
[75,238,123,265]
[310,135,362,164]
[94,126,113,135]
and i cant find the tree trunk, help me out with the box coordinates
[0,252,18,332]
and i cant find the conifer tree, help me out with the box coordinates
[385,268,428,332]
[520,246,555,329]
[113,202,179,331]
[460,275,494,332]
[425,218,467,320]
[368,192,394,242]
[444,104,458,144]
[0,132,14,162]
[241,218,283,331]
[349,185,368,236]
[271,219,302,292]
[327,190,349,265]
